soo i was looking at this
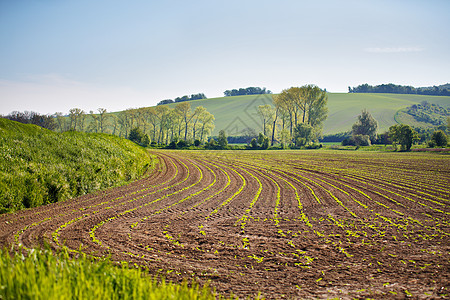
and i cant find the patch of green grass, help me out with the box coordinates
[0,118,154,213]
[0,248,218,300]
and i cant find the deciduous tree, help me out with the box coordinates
[389,124,419,151]
[352,109,378,142]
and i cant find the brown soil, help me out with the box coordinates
[1,150,449,299]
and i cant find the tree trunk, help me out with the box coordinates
[271,110,278,146]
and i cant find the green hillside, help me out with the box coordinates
[164,93,450,135]
[0,118,153,213]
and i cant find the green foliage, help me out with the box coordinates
[349,83,450,96]
[257,133,265,146]
[389,124,419,151]
[431,130,448,147]
[0,118,152,213]
[224,86,271,97]
[261,136,269,149]
[141,134,151,147]
[204,138,218,150]
[218,130,228,149]
[128,127,144,144]
[352,109,378,141]
[177,139,188,148]
[0,248,217,300]
[250,138,258,149]
[174,93,207,103]
[405,102,449,126]
[352,134,371,146]
[294,123,314,146]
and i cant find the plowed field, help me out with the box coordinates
[1,150,449,299]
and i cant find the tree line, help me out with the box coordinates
[157,93,207,105]
[1,111,57,130]
[348,83,450,96]
[3,103,215,146]
[223,87,272,97]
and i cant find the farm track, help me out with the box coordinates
[1,150,449,299]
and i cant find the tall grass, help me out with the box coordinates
[0,118,154,213]
[0,248,218,300]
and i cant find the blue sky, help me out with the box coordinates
[1,0,449,115]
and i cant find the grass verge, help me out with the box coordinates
[0,118,155,213]
[0,248,219,300]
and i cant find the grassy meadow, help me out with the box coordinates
[0,118,154,213]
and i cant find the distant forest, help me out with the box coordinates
[348,83,450,96]
[157,93,207,105]
[224,87,272,97]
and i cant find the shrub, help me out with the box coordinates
[352,134,371,146]
[431,130,448,147]
[177,140,187,148]
[218,130,228,149]
[128,127,144,144]
[262,136,270,149]
[141,134,151,147]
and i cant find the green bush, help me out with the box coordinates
[0,118,153,213]
[431,130,448,147]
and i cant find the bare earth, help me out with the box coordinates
[1,150,449,299]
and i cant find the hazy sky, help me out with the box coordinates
[1,0,449,115]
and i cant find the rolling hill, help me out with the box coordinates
[164,93,450,136]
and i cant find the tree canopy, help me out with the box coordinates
[156,93,207,106]
[352,109,378,142]
[273,85,328,145]
[224,87,272,97]
[349,83,450,96]
[389,124,419,151]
